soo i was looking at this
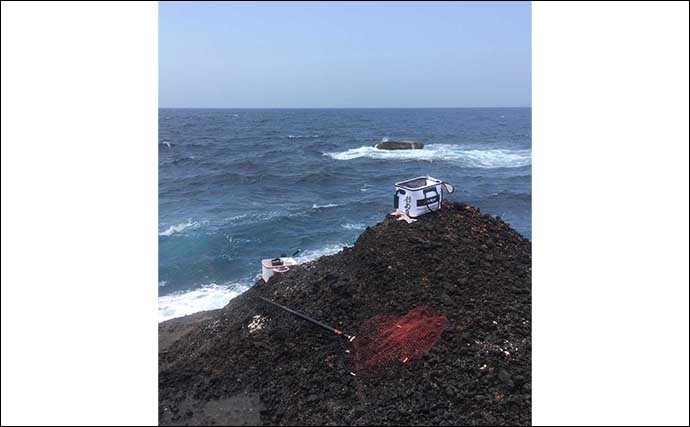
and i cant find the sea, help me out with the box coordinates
[159,108,531,321]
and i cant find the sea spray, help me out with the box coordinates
[324,145,531,168]
[158,283,248,322]
[159,219,208,237]
[159,243,347,322]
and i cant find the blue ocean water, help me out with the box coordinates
[159,108,531,321]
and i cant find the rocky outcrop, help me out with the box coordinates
[159,201,531,426]
[373,140,424,150]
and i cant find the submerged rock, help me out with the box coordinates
[159,201,531,426]
[373,140,424,150]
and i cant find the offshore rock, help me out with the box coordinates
[373,140,424,150]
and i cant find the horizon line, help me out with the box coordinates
[159,106,532,109]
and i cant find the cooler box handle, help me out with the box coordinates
[420,187,441,211]
[394,189,405,209]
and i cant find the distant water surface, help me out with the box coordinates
[159,108,531,321]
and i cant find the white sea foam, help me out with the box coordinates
[288,134,320,139]
[158,283,249,322]
[341,223,366,230]
[323,144,531,168]
[159,243,346,321]
[159,219,207,237]
[311,203,341,209]
[295,243,346,263]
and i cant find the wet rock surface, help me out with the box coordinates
[159,202,531,425]
[373,140,425,150]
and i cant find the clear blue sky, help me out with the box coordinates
[159,1,531,108]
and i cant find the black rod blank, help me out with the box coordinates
[258,296,355,341]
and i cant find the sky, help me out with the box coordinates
[159,1,531,108]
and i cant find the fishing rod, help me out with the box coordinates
[258,296,356,342]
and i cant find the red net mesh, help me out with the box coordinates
[351,306,448,374]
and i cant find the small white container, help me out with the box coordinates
[261,257,298,282]
[394,176,455,218]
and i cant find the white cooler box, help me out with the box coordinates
[394,176,455,218]
[261,257,298,282]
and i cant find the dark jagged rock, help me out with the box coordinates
[159,201,531,426]
[373,140,424,150]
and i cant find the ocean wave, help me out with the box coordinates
[295,170,337,184]
[224,214,248,223]
[158,243,345,322]
[170,156,198,165]
[341,223,366,230]
[159,219,207,237]
[311,203,341,209]
[215,210,305,228]
[294,243,346,263]
[323,144,531,168]
[158,282,249,322]
[159,244,346,321]
[288,134,320,139]
[480,190,532,202]
[204,171,275,186]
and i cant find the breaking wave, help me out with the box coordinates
[159,219,207,237]
[158,282,249,322]
[312,203,341,209]
[288,134,320,139]
[159,243,346,321]
[341,223,366,230]
[323,145,531,168]
[294,244,346,263]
